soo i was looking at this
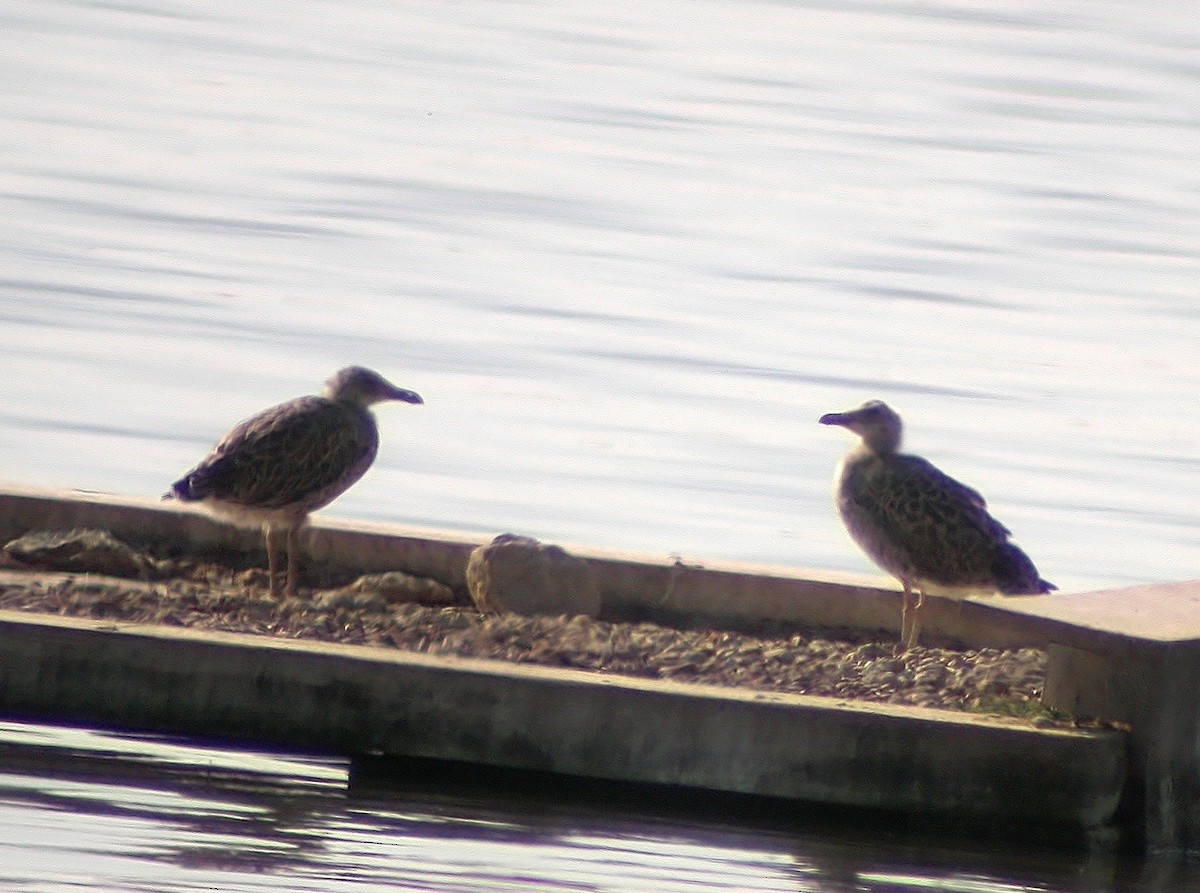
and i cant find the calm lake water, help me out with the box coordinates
[2,0,1200,886]
[3,0,1200,596]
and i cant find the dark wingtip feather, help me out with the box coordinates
[165,476,197,502]
[993,543,1055,595]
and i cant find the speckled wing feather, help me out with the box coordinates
[845,454,1017,587]
[174,397,376,511]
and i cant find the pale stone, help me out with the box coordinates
[466,533,601,618]
[315,570,458,608]
[3,528,155,579]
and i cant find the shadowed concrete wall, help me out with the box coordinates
[0,610,1123,832]
[1029,582,1200,856]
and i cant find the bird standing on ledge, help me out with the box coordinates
[819,400,1054,650]
[166,366,423,598]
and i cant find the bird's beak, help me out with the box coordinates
[819,411,849,427]
[392,388,424,405]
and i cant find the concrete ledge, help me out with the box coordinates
[0,485,1070,646]
[0,610,1124,832]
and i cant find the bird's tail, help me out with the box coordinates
[993,543,1056,595]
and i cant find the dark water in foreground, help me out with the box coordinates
[0,719,1196,893]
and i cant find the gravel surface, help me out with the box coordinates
[0,537,1058,724]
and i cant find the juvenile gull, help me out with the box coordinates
[819,400,1054,650]
[166,366,423,597]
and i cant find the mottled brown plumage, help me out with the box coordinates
[820,400,1054,649]
[166,366,422,597]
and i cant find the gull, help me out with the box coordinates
[820,400,1054,649]
[166,366,422,597]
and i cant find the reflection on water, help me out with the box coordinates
[0,719,1179,893]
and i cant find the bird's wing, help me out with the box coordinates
[181,398,373,509]
[847,455,1014,576]
[895,455,1010,535]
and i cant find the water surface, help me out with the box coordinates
[4,1,1200,594]
[0,719,1181,892]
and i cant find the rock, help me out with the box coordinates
[3,529,156,579]
[312,588,389,614]
[314,571,459,607]
[466,533,601,618]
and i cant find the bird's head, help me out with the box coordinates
[819,400,902,455]
[324,366,423,408]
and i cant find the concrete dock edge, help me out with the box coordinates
[0,610,1124,834]
[0,484,1067,646]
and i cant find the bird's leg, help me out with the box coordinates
[264,525,282,598]
[284,524,301,598]
[899,584,927,652]
[907,589,926,650]
[898,583,914,653]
